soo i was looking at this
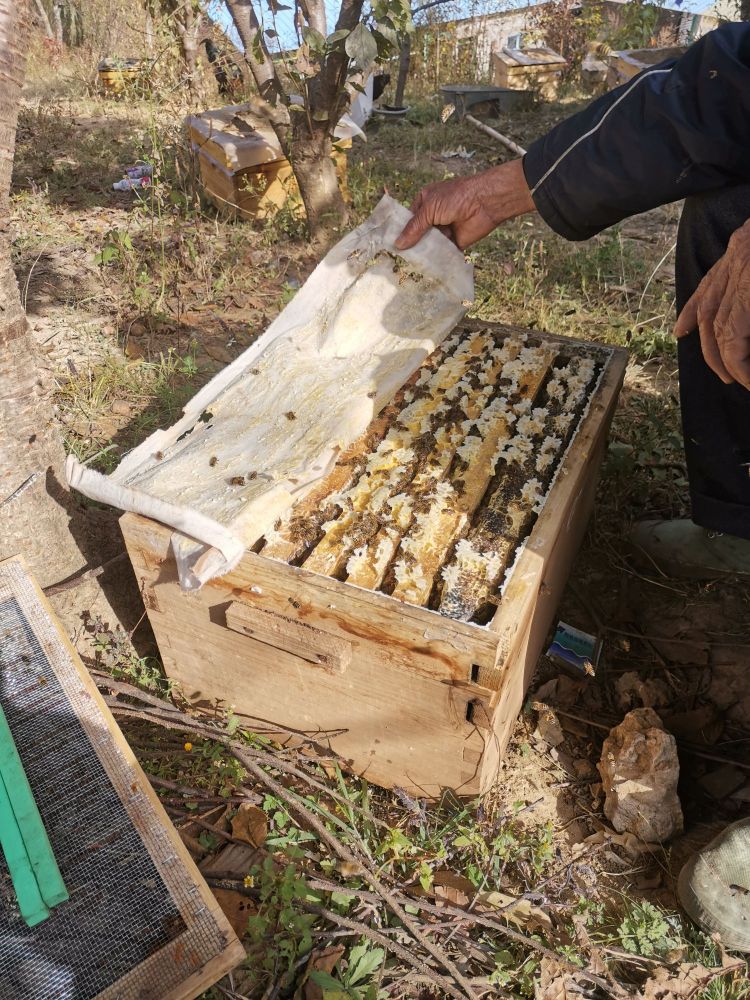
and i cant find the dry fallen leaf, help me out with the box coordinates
[432,870,475,907]
[579,828,660,858]
[534,957,580,1000]
[211,887,256,939]
[231,803,268,847]
[335,859,366,878]
[477,890,553,932]
[535,707,565,748]
[640,960,744,1000]
[297,944,345,1000]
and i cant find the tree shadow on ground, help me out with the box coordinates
[12,106,153,211]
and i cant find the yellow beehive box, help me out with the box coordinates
[186,103,349,221]
[491,47,566,101]
[98,58,148,95]
[606,46,686,88]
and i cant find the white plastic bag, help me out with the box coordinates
[67,195,473,589]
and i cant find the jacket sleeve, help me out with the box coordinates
[522,23,750,241]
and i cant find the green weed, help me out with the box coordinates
[84,612,170,696]
[245,857,318,991]
[310,941,386,999]
[616,899,683,958]
[55,347,199,470]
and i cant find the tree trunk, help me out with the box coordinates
[224,0,360,241]
[32,0,53,38]
[0,0,84,586]
[144,7,154,53]
[394,32,411,108]
[224,0,282,107]
[289,127,348,246]
[51,0,63,44]
[175,8,203,93]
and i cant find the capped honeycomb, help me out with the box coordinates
[257,325,609,624]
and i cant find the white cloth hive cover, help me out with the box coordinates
[67,195,474,589]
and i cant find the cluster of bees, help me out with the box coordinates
[260,328,602,623]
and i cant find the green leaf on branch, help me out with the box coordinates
[327,28,350,45]
[373,21,399,49]
[302,25,326,53]
[347,944,385,985]
[312,109,330,121]
[345,23,378,71]
[251,29,265,63]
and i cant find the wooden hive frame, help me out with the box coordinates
[122,323,627,797]
[0,556,245,999]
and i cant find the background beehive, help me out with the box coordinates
[491,47,566,101]
[186,103,349,221]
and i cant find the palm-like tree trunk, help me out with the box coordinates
[0,0,83,586]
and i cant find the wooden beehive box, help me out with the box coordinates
[122,322,626,797]
[186,103,349,221]
[98,58,149,95]
[491,47,566,101]
[606,46,685,88]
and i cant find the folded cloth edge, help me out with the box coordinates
[65,455,245,569]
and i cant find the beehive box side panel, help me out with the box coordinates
[196,153,245,216]
[121,518,494,796]
[121,515,499,681]
[479,350,626,788]
[479,429,608,790]
[487,347,627,659]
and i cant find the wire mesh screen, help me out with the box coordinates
[0,560,238,1000]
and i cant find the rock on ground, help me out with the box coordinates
[598,708,683,843]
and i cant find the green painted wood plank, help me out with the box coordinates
[0,703,68,909]
[0,770,50,926]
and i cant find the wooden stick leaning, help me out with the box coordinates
[0,771,50,926]
[0,702,68,915]
[465,114,527,157]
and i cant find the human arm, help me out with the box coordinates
[395,159,535,250]
[397,24,750,250]
[674,219,750,390]
[523,22,750,240]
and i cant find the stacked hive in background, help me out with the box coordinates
[491,47,566,101]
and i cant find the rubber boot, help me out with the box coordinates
[630,520,750,580]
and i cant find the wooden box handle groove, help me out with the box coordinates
[224,601,351,674]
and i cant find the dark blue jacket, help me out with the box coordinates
[523,23,750,240]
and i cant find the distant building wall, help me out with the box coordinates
[448,1,721,77]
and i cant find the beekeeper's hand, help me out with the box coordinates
[675,219,750,390]
[395,159,535,251]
